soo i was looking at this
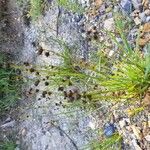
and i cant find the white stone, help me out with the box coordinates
[145,135,150,141]
[119,120,126,128]
[146,16,150,22]
[145,9,150,16]
[88,121,96,130]
[108,50,114,57]
[134,17,141,25]
[131,125,141,140]
[139,12,146,22]
[104,18,115,31]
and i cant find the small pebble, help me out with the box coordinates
[121,0,133,14]
[146,16,150,22]
[145,9,150,16]
[134,17,141,25]
[104,18,115,31]
[104,123,116,137]
[139,12,146,22]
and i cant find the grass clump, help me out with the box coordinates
[91,133,122,150]
[0,53,22,114]
[100,49,150,101]
[29,0,43,20]
[45,13,150,105]
[45,35,150,104]
[0,141,16,150]
[57,0,84,13]
[81,133,122,150]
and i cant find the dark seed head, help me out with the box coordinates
[68,90,73,97]
[29,88,33,92]
[62,79,66,82]
[42,91,47,97]
[36,89,39,93]
[50,65,54,69]
[93,26,96,30]
[29,68,35,73]
[36,72,40,75]
[87,94,92,100]
[48,91,52,95]
[82,99,87,104]
[28,91,32,95]
[62,105,66,108]
[32,42,36,47]
[55,103,59,106]
[93,34,98,40]
[94,84,98,89]
[65,76,70,79]
[34,80,40,86]
[38,46,44,55]
[45,82,49,86]
[45,52,50,57]
[64,91,67,98]
[87,37,91,41]
[58,86,64,91]
[74,66,81,72]
[24,62,30,66]
[43,91,47,94]
[46,76,49,79]
[87,30,91,35]
[68,81,73,86]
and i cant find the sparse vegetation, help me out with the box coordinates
[0,53,22,114]
[91,133,122,150]
[1,0,150,149]
[57,0,84,13]
[81,133,122,150]
[50,14,150,103]
[22,0,84,21]
[37,14,150,148]
[29,0,43,20]
[0,141,16,150]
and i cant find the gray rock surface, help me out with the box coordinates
[16,1,98,150]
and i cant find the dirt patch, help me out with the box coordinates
[0,0,23,56]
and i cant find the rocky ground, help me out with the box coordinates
[0,0,150,150]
